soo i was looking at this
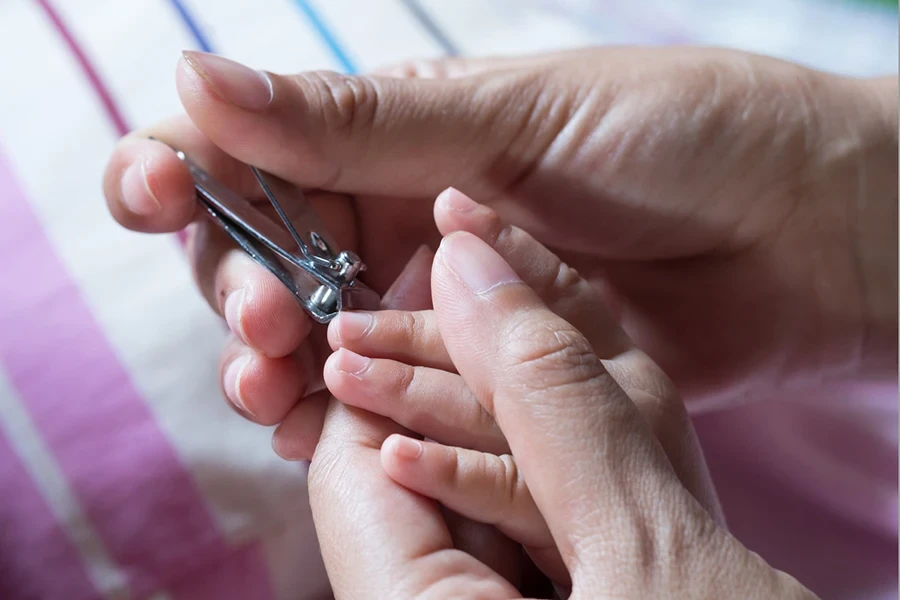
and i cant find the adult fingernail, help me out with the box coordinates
[120,159,161,216]
[181,50,273,111]
[335,349,371,377]
[223,354,252,414]
[224,289,246,342]
[335,312,374,343]
[386,435,423,460]
[440,187,479,213]
[440,232,521,295]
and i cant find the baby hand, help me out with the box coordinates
[320,189,724,586]
[322,188,630,455]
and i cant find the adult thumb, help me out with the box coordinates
[431,232,685,567]
[175,51,554,198]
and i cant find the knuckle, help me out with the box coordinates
[496,454,523,511]
[538,255,587,307]
[467,399,502,445]
[549,259,585,302]
[472,452,497,491]
[484,70,575,187]
[393,363,418,399]
[504,316,605,394]
[478,210,509,247]
[294,71,379,139]
[447,446,465,485]
[538,259,590,316]
[398,310,425,346]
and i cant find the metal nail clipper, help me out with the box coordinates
[160,141,380,323]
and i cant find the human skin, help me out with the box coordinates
[309,216,820,598]
[102,47,897,455]
[100,45,896,598]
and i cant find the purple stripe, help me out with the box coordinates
[34,0,129,137]
[0,433,102,600]
[169,543,275,600]
[0,150,228,595]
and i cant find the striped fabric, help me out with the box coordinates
[0,1,895,599]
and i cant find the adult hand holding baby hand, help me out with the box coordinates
[103,47,897,457]
[98,43,896,598]
[309,211,818,599]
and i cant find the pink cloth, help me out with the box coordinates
[0,1,894,599]
[694,383,898,599]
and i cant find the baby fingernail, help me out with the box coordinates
[387,436,423,460]
[223,354,252,414]
[336,312,374,342]
[440,187,479,213]
[120,159,161,216]
[224,289,246,342]
[440,232,521,295]
[335,349,371,377]
[181,50,273,111]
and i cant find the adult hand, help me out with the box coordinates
[309,228,818,599]
[102,46,898,451]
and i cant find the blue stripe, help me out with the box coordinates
[289,0,358,73]
[398,0,460,56]
[167,0,215,53]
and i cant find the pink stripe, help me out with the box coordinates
[0,150,229,595]
[168,543,275,600]
[35,0,190,248]
[0,433,102,600]
[34,0,129,137]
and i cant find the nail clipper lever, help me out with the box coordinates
[166,144,380,323]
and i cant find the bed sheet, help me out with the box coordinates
[0,1,896,599]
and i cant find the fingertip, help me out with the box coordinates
[433,187,501,240]
[174,53,307,179]
[436,187,477,213]
[223,288,247,344]
[322,348,372,398]
[177,51,274,112]
[386,434,424,459]
[272,394,329,461]
[321,349,347,399]
[216,252,312,357]
[326,319,341,351]
[272,426,313,461]
[221,350,308,425]
[142,144,196,219]
[381,435,424,478]
[380,434,399,471]
[222,352,252,416]
[435,231,522,298]
[120,160,160,216]
[327,311,375,351]
[104,137,197,233]
[175,53,210,106]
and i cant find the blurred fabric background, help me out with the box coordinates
[0,1,896,599]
